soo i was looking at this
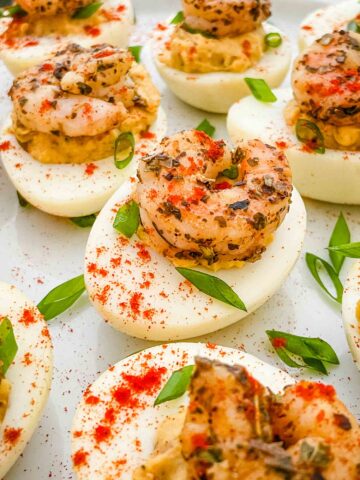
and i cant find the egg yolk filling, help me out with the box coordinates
[0,376,10,423]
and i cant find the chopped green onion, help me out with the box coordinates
[37,274,86,321]
[17,191,29,208]
[244,78,277,103]
[182,23,216,38]
[296,119,325,154]
[113,200,140,238]
[265,32,282,48]
[196,118,216,138]
[70,214,97,228]
[154,365,194,406]
[170,10,184,24]
[0,4,26,17]
[222,165,239,180]
[0,317,18,376]
[328,242,360,259]
[328,212,350,274]
[114,131,135,169]
[128,45,143,63]
[305,253,343,304]
[347,19,360,33]
[72,1,102,19]
[176,267,247,311]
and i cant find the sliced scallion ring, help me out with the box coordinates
[347,19,360,33]
[114,132,135,169]
[0,4,26,17]
[244,78,277,103]
[295,119,325,154]
[72,1,102,19]
[265,32,282,48]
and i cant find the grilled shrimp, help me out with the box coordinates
[10,44,135,137]
[292,30,360,126]
[16,0,92,16]
[182,0,271,37]
[137,130,292,266]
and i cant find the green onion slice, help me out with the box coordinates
[196,118,216,138]
[296,119,325,154]
[265,32,282,48]
[70,214,97,228]
[328,242,360,259]
[72,1,102,19]
[305,253,343,304]
[113,200,140,238]
[328,212,350,274]
[114,132,135,169]
[17,191,29,208]
[347,19,360,33]
[170,10,184,24]
[244,78,277,103]
[0,4,26,17]
[0,317,18,376]
[222,165,239,180]
[128,45,143,63]
[154,365,194,406]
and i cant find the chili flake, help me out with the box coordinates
[85,163,98,176]
[271,337,287,349]
[19,308,37,326]
[4,427,22,445]
[294,382,336,402]
[0,141,11,151]
[73,449,89,468]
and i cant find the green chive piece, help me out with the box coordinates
[170,10,184,24]
[128,45,143,63]
[154,365,194,406]
[176,267,247,311]
[70,214,97,228]
[0,317,18,376]
[266,330,339,375]
[37,274,86,321]
[182,23,216,38]
[72,1,102,19]
[0,4,26,18]
[296,119,325,154]
[265,32,282,48]
[328,242,360,259]
[113,200,140,238]
[222,165,239,180]
[114,132,135,169]
[196,118,216,138]
[328,212,350,274]
[17,191,29,208]
[347,19,360,33]
[305,253,343,304]
[244,78,277,103]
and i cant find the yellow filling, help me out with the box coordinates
[0,377,10,423]
[159,25,265,74]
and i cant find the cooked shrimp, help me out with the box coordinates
[136,130,292,266]
[16,0,92,16]
[182,0,271,37]
[292,30,360,127]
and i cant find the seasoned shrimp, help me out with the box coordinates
[16,0,92,16]
[182,0,271,37]
[292,30,360,126]
[137,130,292,266]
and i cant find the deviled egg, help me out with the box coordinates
[0,282,53,478]
[0,0,134,75]
[152,0,291,113]
[228,30,360,204]
[85,130,306,341]
[299,0,359,51]
[0,43,167,218]
[342,260,360,368]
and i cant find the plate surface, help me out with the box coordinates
[0,0,359,479]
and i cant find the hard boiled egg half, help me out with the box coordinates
[84,178,306,341]
[0,0,134,76]
[0,109,167,218]
[71,342,293,479]
[227,88,360,205]
[152,22,291,114]
[299,0,359,51]
[342,260,360,369]
[0,282,53,478]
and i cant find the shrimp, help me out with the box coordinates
[10,44,136,137]
[182,0,271,37]
[16,0,92,16]
[136,130,292,266]
[292,30,360,127]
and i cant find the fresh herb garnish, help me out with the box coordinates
[305,253,343,304]
[267,330,339,375]
[300,441,331,468]
[196,118,216,138]
[244,78,277,103]
[328,212,350,273]
[154,365,194,406]
[72,1,102,19]
[0,4,26,18]
[328,242,360,258]
[0,317,18,375]
[176,267,247,311]
[128,45,143,63]
[113,200,140,238]
[70,214,97,228]
[182,23,216,38]
[222,165,239,180]
[265,32,282,48]
[17,191,29,208]
[347,19,360,33]
[114,131,135,169]
[296,119,325,154]
[37,274,86,321]
[170,10,184,24]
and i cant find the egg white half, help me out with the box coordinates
[0,0,134,76]
[0,108,166,218]
[0,282,53,478]
[227,88,360,205]
[342,261,360,369]
[71,342,294,480]
[84,179,306,341]
[152,23,292,114]
[299,0,359,51]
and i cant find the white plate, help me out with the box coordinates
[0,0,359,479]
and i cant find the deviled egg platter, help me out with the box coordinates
[71,342,360,479]
[85,129,306,341]
[228,30,360,205]
[0,0,134,75]
[0,282,53,478]
[342,260,360,369]
[151,0,291,113]
[299,0,359,51]
[0,43,167,219]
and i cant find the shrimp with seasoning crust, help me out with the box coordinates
[15,0,92,16]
